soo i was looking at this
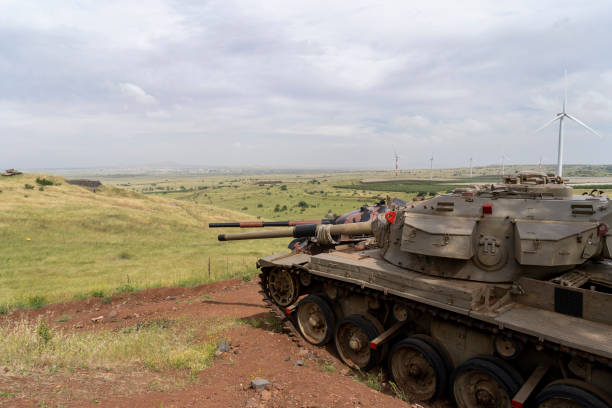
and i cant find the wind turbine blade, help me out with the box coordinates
[566,114,603,138]
[534,115,561,133]
[563,69,567,113]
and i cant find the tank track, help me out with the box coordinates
[258,265,612,370]
[257,272,305,347]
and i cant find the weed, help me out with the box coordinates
[263,315,283,333]
[389,381,410,402]
[116,283,135,294]
[91,289,105,298]
[0,304,8,315]
[37,320,53,345]
[243,318,262,328]
[24,184,35,190]
[319,360,336,372]
[102,296,112,304]
[0,391,13,398]
[242,275,251,282]
[57,315,71,323]
[26,295,47,309]
[354,369,384,392]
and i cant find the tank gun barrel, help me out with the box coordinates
[209,219,334,228]
[218,221,373,242]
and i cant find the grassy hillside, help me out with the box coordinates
[0,174,287,311]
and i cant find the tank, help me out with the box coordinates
[217,172,612,408]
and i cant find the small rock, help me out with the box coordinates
[217,340,230,353]
[233,350,239,355]
[264,384,273,391]
[260,390,271,401]
[298,349,309,357]
[293,360,304,366]
[123,315,132,320]
[167,296,177,301]
[74,321,84,329]
[133,313,140,318]
[251,378,271,390]
[75,309,81,313]
[108,310,118,318]
[244,397,258,408]
[340,368,351,376]
[284,356,291,362]
[91,316,103,323]
[214,350,224,357]
[3,367,9,373]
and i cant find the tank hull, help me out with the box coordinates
[258,249,612,406]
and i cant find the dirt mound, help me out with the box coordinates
[0,279,445,407]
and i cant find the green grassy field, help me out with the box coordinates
[2,168,611,313]
[0,174,289,312]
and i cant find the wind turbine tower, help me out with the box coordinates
[394,150,399,177]
[536,73,602,177]
[469,157,473,178]
[429,155,434,181]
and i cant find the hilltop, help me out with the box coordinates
[0,173,287,311]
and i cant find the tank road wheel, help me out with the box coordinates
[335,315,380,370]
[535,379,612,408]
[267,268,299,307]
[451,356,523,408]
[388,336,449,402]
[296,295,335,346]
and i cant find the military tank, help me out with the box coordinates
[218,172,612,408]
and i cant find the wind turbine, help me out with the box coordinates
[535,73,602,177]
[469,157,473,178]
[429,154,434,181]
[393,150,400,177]
[501,154,510,176]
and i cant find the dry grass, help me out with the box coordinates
[0,317,240,375]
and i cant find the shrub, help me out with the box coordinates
[118,251,132,260]
[24,184,35,190]
[257,203,263,208]
[35,177,54,186]
[241,207,248,210]
[297,201,309,208]
[280,185,287,191]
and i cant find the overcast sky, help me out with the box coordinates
[1,0,611,170]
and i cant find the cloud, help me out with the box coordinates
[0,0,611,169]
[118,83,157,105]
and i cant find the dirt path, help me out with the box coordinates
[0,279,445,408]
